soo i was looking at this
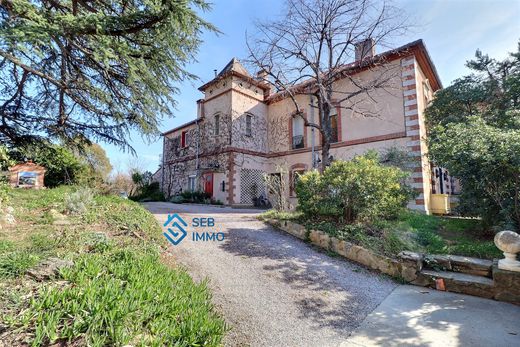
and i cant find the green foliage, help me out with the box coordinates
[64,187,95,215]
[0,181,9,207]
[9,143,88,187]
[0,250,40,278]
[130,181,165,202]
[427,43,520,230]
[0,0,216,150]
[170,190,223,205]
[1,187,225,345]
[0,145,14,171]
[259,209,303,221]
[75,143,113,183]
[263,209,499,259]
[22,249,226,346]
[295,152,415,223]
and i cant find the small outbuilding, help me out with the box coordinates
[8,162,46,189]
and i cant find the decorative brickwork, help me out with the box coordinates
[401,56,426,211]
[8,162,46,189]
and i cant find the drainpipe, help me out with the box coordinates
[161,134,165,193]
[195,104,201,175]
[310,95,316,168]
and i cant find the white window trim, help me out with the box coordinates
[188,175,196,191]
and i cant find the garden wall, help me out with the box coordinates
[264,219,520,305]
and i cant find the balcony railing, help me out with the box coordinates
[292,135,304,149]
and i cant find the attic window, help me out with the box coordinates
[223,82,227,87]
[209,89,213,94]
[239,82,243,87]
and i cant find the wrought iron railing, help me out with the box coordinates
[292,135,304,149]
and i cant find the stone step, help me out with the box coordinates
[423,254,493,277]
[418,269,495,299]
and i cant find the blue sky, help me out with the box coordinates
[103,0,520,173]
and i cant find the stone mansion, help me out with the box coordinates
[156,39,455,214]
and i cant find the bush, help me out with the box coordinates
[295,152,415,223]
[129,181,165,202]
[64,187,94,215]
[9,143,89,187]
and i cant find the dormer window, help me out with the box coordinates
[245,114,252,136]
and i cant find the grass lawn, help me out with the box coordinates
[0,186,226,346]
[260,209,501,260]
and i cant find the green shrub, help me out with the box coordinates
[64,187,95,215]
[129,181,165,202]
[295,152,416,223]
[179,190,211,203]
[9,143,89,187]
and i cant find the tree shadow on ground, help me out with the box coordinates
[220,223,520,346]
[219,223,398,334]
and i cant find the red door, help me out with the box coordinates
[202,172,213,197]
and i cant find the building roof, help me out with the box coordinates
[218,57,252,78]
[266,39,442,104]
[8,161,46,172]
[162,119,199,136]
[164,39,442,136]
[198,57,270,92]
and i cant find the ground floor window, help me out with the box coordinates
[188,175,196,191]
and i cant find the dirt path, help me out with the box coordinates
[144,202,397,347]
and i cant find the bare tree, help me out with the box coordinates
[247,0,410,170]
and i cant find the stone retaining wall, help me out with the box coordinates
[264,218,520,305]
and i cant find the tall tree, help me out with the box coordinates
[76,143,113,181]
[0,0,215,149]
[426,43,520,230]
[247,0,409,170]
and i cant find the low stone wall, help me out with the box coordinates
[264,219,413,280]
[264,218,520,305]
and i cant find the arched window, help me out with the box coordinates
[214,113,220,135]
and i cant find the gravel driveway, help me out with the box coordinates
[144,202,397,347]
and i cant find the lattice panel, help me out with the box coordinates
[240,169,266,204]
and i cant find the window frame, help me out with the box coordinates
[214,113,220,136]
[291,115,305,149]
[188,175,196,191]
[330,111,339,143]
[245,114,252,137]
[181,130,188,148]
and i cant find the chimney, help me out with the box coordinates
[256,68,268,81]
[256,68,272,98]
[355,38,376,61]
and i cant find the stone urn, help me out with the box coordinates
[494,230,520,272]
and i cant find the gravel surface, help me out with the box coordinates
[145,202,398,347]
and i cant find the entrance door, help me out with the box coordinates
[202,172,213,197]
